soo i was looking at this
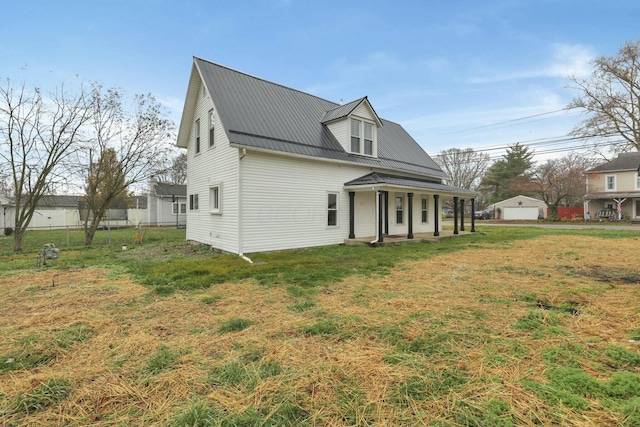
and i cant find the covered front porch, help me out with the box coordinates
[344,172,478,244]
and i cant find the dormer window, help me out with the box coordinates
[350,119,376,156]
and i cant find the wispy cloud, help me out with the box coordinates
[468,43,594,84]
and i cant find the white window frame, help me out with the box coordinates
[605,175,616,191]
[636,172,640,190]
[195,119,201,154]
[396,195,404,224]
[209,183,222,214]
[189,194,199,211]
[349,118,376,157]
[327,192,338,227]
[208,109,215,148]
[173,202,187,215]
[421,198,428,223]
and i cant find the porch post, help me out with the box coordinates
[407,192,414,239]
[348,191,355,239]
[460,199,465,232]
[377,191,384,243]
[433,194,440,237]
[383,191,389,235]
[470,198,476,232]
[453,196,459,235]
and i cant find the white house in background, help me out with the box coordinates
[489,195,548,220]
[1,194,12,235]
[1,195,148,234]
[147,180,187,227]
[176,57,477,254]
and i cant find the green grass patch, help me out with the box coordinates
[218,318,252,334]
[144,346,178,374]
[14,378,73,414]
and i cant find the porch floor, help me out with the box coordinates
[344,230,473,247]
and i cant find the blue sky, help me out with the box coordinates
[2,0,638,162]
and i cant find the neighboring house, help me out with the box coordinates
[584,152,640,221]
[2,194,148,232]
[176,57,477,254]
[1,194,11,235]
[489,195,548,220]
[147,179,187,227]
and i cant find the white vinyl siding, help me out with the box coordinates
[185,83,239,253]
[240,153,376,252]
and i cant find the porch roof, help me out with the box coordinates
[344,172,477,197]
[584,191,640,200]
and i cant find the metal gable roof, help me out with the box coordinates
[192,58,448,180]
[586,152,640,173]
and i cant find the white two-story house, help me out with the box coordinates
[584,152,640,221]
[176,57,477,254]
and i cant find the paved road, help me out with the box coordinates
[472,221,640,231]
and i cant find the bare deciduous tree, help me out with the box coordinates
[0,79,90,251]
[568,40,640,156]
[152,151,186,185]
[529,152,593,219]
[80,84,174,245]
[434,147,490,190]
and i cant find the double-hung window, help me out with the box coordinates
[350,119,375,156]
[209,184,221,214]
[421,198,428,223]
[327,193,338,226]
[606,175,616,191]
[636,173,640,190]
[173,202,186,215]
[208,109,215,148]
[364,123,373,155]
[351,120,361,153]
[189,194,199,210]
[195,119,201,154]
[396,196,404,224]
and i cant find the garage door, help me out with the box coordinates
[503,207,539,220]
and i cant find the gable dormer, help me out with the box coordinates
[322,97,382,158]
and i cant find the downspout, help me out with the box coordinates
[370,188,379,244]
[238,148,250,262]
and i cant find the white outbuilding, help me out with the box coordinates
[489,195,548,220]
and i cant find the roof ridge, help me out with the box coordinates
[194,57,343,109]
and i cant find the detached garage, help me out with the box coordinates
[491,195,548,220]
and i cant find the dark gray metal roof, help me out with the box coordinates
[194,58,448,180]
[35,195,82,207]
[154,182,187,197]
[345,172,478,196]
[586,152,640,173]
[321,97,368,123]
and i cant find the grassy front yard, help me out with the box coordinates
[1,227,639,426]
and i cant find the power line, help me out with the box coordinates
[436,107,579,137]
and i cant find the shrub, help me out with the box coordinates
[4,227,13,236]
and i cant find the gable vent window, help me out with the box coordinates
[208,109,215,148]
[195,119,201,154]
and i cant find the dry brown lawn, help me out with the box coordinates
[1,234,639,426]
